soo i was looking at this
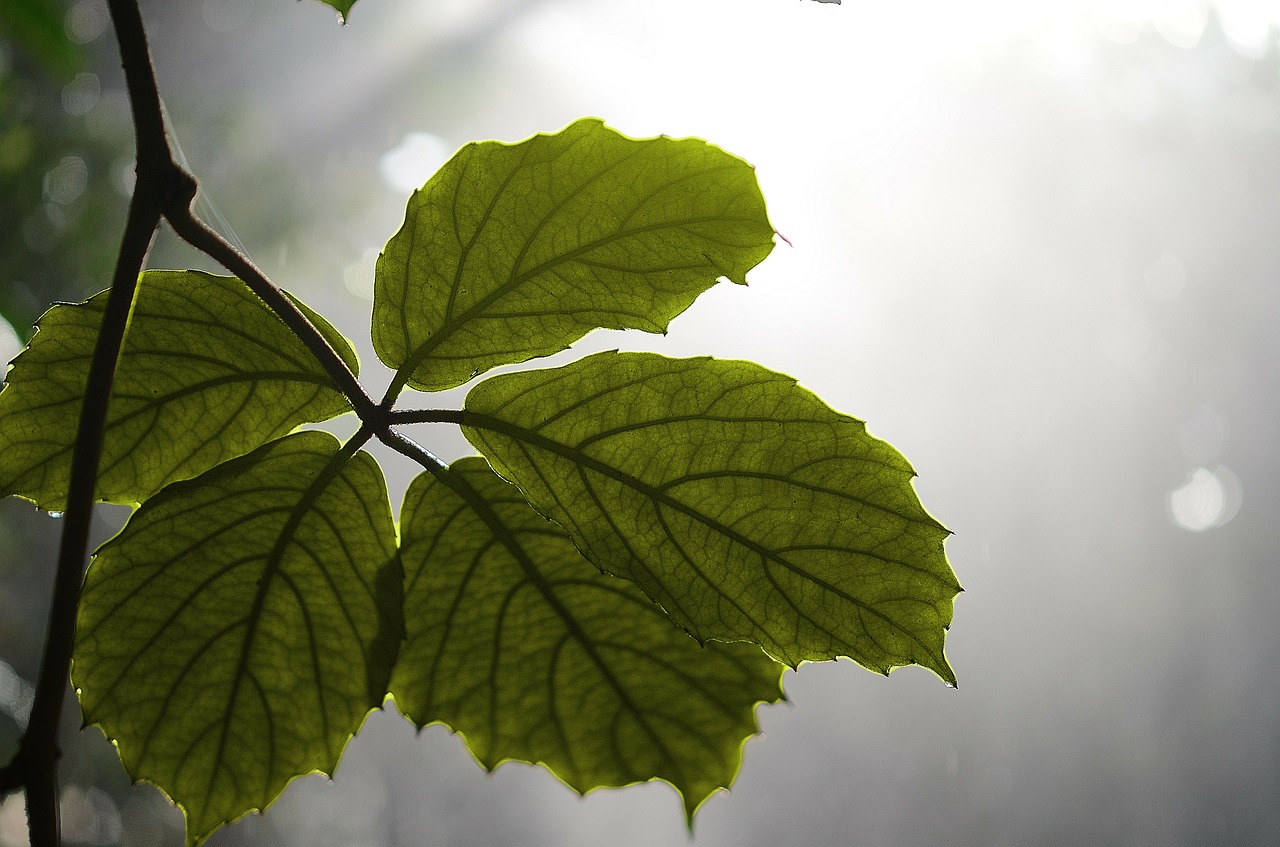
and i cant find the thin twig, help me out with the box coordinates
[379,428,451,475]
[165,211,380,422]
[388,409,466,425]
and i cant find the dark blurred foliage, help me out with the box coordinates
[0,0,83,80]
[1,0,130,343]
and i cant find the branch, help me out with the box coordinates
[16,3,181,841]
[20,192,162,847]
[0,760,22,795]
[14,2,187,844]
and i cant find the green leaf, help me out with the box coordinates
[390,458,783,819]
[315,0,355,20]
[373,117,776,394]
[0,270,359,510]
[460,352,960,682]
[74,431,402,846]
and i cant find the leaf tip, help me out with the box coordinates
[680,785,720,832]
[318,0,357,23]
[931,656,959,689]
[683,801,699,833]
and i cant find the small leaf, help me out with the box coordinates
[373,117,775,393]
[313,0,355,20]
[74,431,402,845]
[461,352,960,682]
[391,458,783,819]
[0,270,359,509]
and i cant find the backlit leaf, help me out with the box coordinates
[0,270,358,509]
[373,117,775,393]
[390,458,783,819]
[313,0,355,20]
[73,431,402,845]
[461,352,960,681]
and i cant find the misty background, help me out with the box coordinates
[3,0,1279,844]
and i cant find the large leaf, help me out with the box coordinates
[460,352,960,681]
[73,431,402,845]
[373,117,775,393]
[0,270,358,510]
[390,458,783,819]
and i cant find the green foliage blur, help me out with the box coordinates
[1,0,130,343]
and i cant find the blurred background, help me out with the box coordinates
[3,0,1280,844]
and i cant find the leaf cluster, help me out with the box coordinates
[1,117,956,845]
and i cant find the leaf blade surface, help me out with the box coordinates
[373,117,775,392]
[0,270,358,509]
[461,352,960,681]
[73,431,402,845]
[390,458,783,818]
